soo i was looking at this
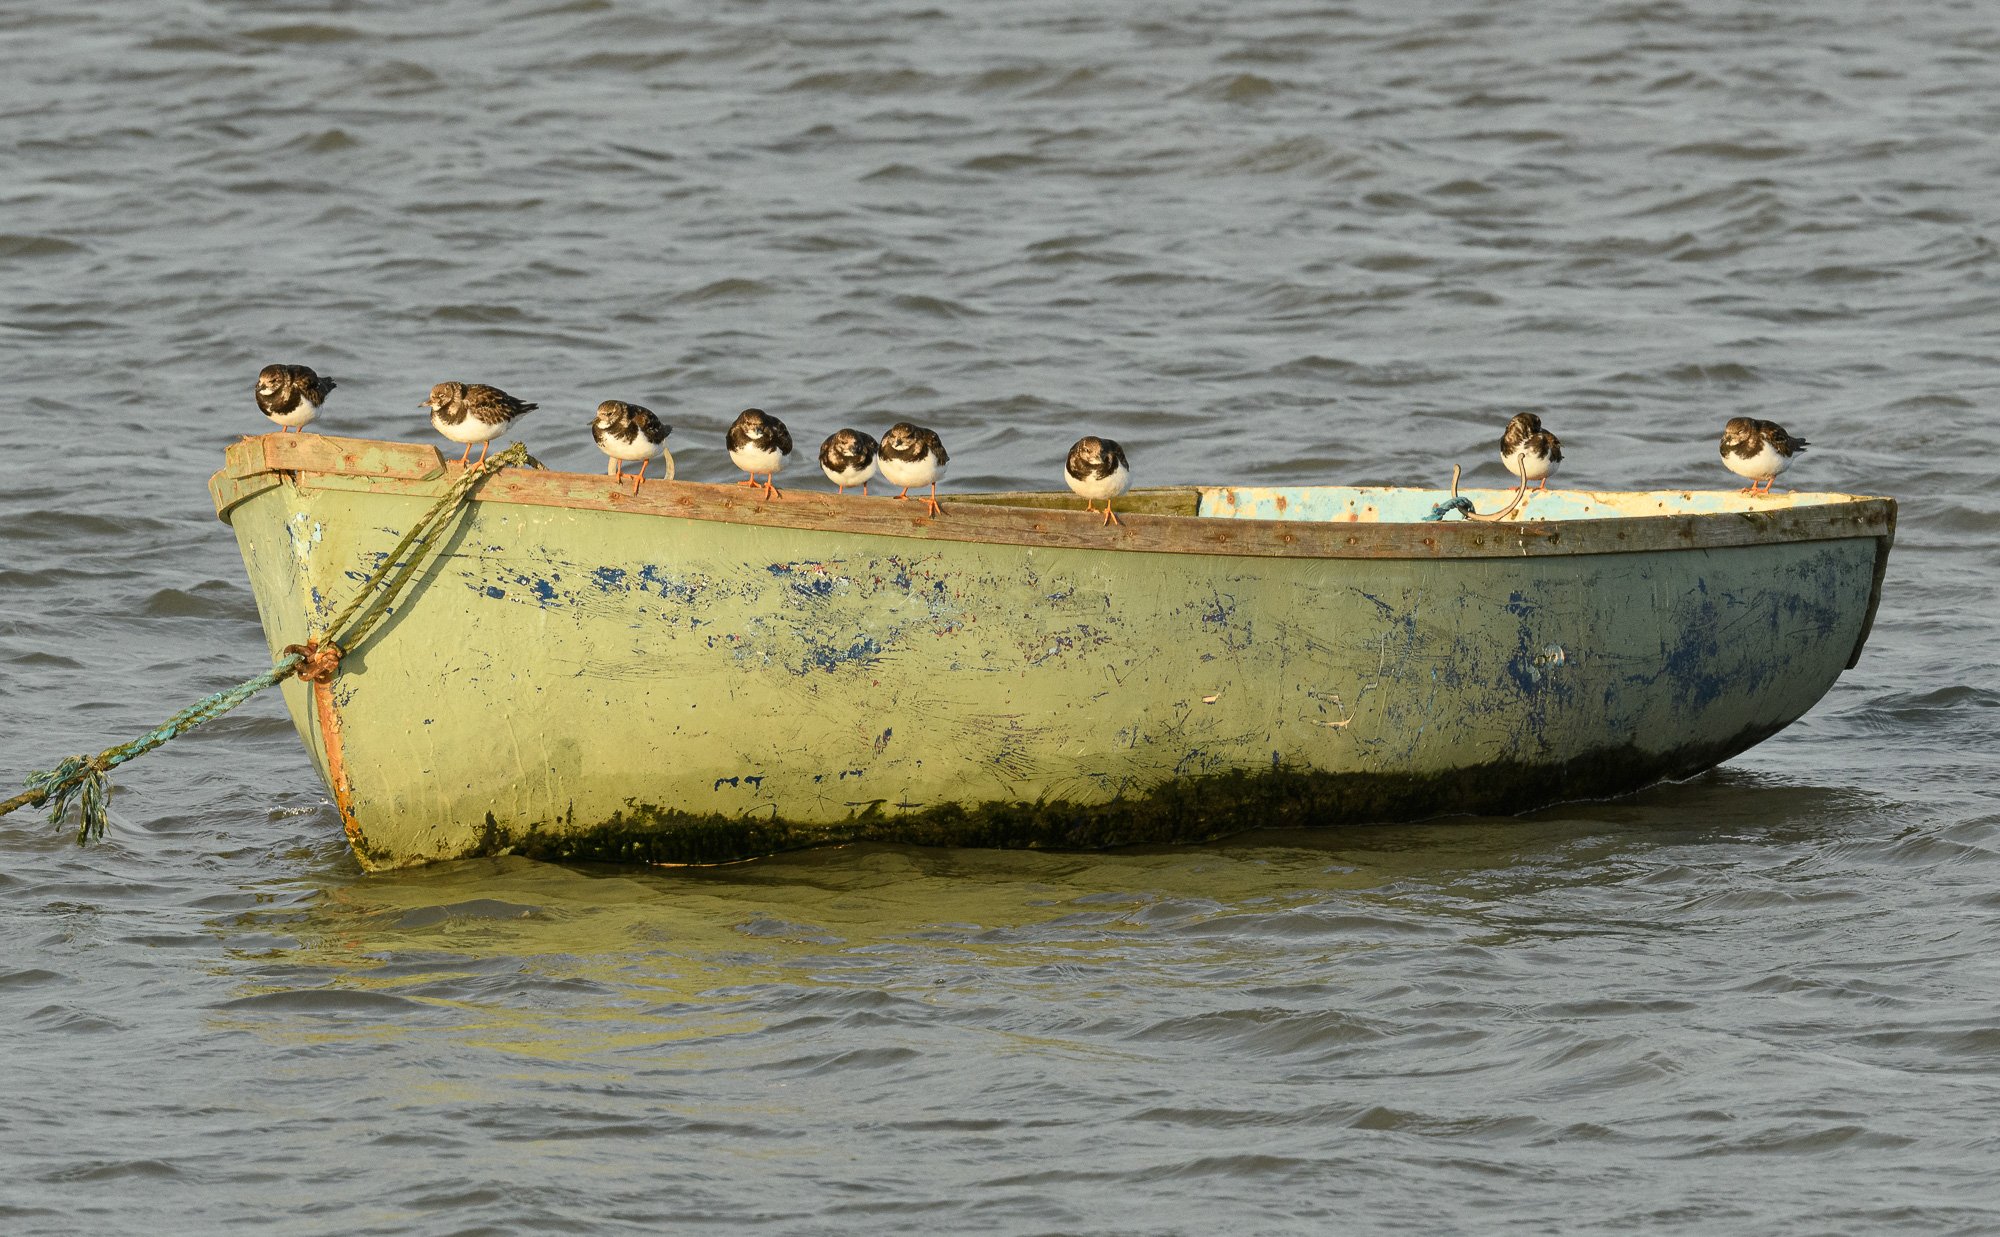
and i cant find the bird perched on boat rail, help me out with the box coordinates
[878,422,949,517]
[1719,417,1808,494]
[819,428,879,496]
[1500,412,1563,491]
[255,363,335,433]
[422,382,537,466]
[591,400,672,493]
[726,408,792,499]
[1065,436,1131,526]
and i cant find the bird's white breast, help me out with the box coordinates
[730,444,786,476]
[433,410,508,445]
[264,398,318,429]
[599,432,667,463]
[878,455,943,488]
[1066,461,1130,502]
[822,459,877,488]
[1502,444,1557,482]
[1722,440,1790,481]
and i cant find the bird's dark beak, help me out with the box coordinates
[418,401,431,410]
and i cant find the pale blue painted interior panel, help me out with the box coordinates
[1195,485,1853,523]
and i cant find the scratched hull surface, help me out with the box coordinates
[218,442,1889,869]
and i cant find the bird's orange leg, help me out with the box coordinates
[1536,478,1549,491]
[861,482,869,497]
[893,488,911,501]
[1084,499,1099,516]
[456,443,472,467]
[738,477,757,487]
[762,475,782,500]
[475,442,492,467]
[1104,504,1120,526]
[631,459,648,494]
[924,482,943,518]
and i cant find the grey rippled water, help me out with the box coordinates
[3,0,1998,1232]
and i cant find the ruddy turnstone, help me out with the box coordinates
[818,428,879,496]
[726,408,792,499]
[422,382,537,466]
[1500,412,1563,491]
[1064,436,1131,525]
[255,363,335,433]
[591,400,672,493]
[878,422,949,517]
[1719,416,1808,494]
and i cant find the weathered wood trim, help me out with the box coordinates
[226,433,448,482]
[208,469,284,519]
[212,433,1897,563]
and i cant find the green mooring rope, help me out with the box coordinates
[0,442,532,844]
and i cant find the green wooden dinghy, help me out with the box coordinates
[209,433,1895,870]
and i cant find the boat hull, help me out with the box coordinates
[213,436,1894,869]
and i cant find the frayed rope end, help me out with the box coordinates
[26,756,109,845]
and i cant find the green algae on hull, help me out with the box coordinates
[469,726,1789,867]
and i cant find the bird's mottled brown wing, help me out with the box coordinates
[466,384,535,424]
[1761,420,1808,456]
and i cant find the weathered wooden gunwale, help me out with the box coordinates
[213,433,1895,562]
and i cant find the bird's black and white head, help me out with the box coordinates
[1501,412,1546,447]
[819,428,878,471]
[593,400,670,446]
[727,408,793,456]
[422,381,466,414]
[1065,436,1129,484]
[255,364,288,401]
[880,421,948,465]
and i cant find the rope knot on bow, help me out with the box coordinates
[282,639,345,685]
